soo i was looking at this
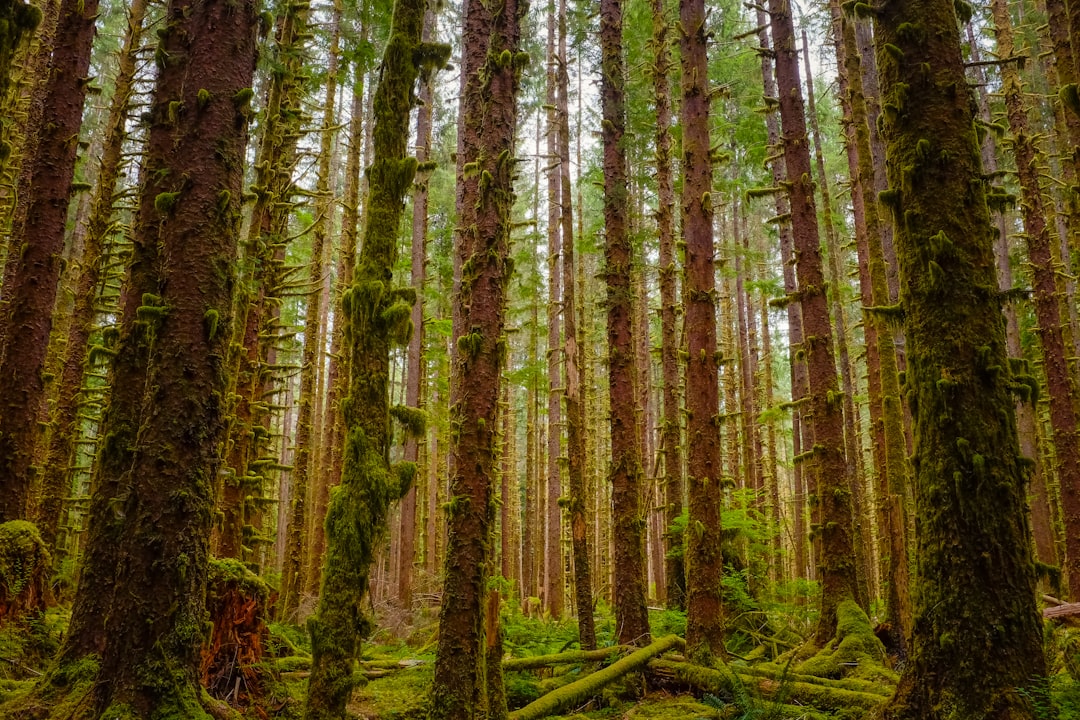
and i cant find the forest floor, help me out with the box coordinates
[3,595,1080,719]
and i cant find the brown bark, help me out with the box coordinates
[41,0,258,711]
[397,1,437,609]
[767,0,857,644]
[874,0,1047,714]
[558,0,595,650]
[966,22,1056,570]
[681,0,722,660]
[991,0,1080,599]
[601,0,650,648]
[544,0,564,620]
[34,0,149,552]
[309,60,366,594]
[0,0,98,523]
[429,0,523,708]
[651,0,683,609]
[282,5,342,620]
[755,7,808,582]
[801,30,870,610]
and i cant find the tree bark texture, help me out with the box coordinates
[874,2,1048,715]
[602,0,650,648]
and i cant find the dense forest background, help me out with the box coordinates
[0,0,1079,715]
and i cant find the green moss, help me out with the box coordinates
[154,191,181,214]
[795,600,891,682]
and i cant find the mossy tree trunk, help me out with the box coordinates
[991,0,1080,601]
[428,0,523,711]
[602,0,650,648]
[558,0,594,650]
[754,7,809,582]
[309,54,367,596]
[0,0,98,524]
[303,0,447,714]
[834,6,911,648]
[398,1,436,610]
[218,0,309,561]
[873,1,1048,715]
[650,0,683,611]
[17,0,258,713]
[681,0,722,660]
[543,0,564,620]
[34,0,149,556]
[767,0,857,645]
[281,2,342,621]
[801,29,870,610]
[0,0,39,176]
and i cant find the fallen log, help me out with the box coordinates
[647,659,887,712]
[507,634,682,720]
[734,663,892,697]
[502,645,630,671]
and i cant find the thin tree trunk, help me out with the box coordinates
[651,0,683,610]
[681,0,722,660]
[309,56,367,594]
[600,0,650,648]
[801,30,870,610]
[558,0,595,649]
[397,0,437,610]
[282,6,342,620]
[755,7,808,582]
[766,0,857,644]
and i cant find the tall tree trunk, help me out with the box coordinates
[801,30,870,610]
[755,7,808,582]
[309,56,367,594]
[544,0,564,620]
[34,0,149,553]
[991,0,1080,599]
[650,0,683,610]
[0,0,98,523]
[282,6,342,620]
[766,0,857,645]
[304,2,447,715]
[874,2,1047,715]
[429,0,522,710]
[558,0,595,650]
[681,0,722,660]
[397,2,437,610]
[0,0,39,178]
[602,0,650,648]
[16,0,258,712]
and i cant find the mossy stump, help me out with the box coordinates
[200,558,271,708]
[0,521,50,624]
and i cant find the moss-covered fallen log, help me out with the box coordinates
[734,663,892,696]
[502,645,629,671]
[648,659,887,712]
[507,634,681,720]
